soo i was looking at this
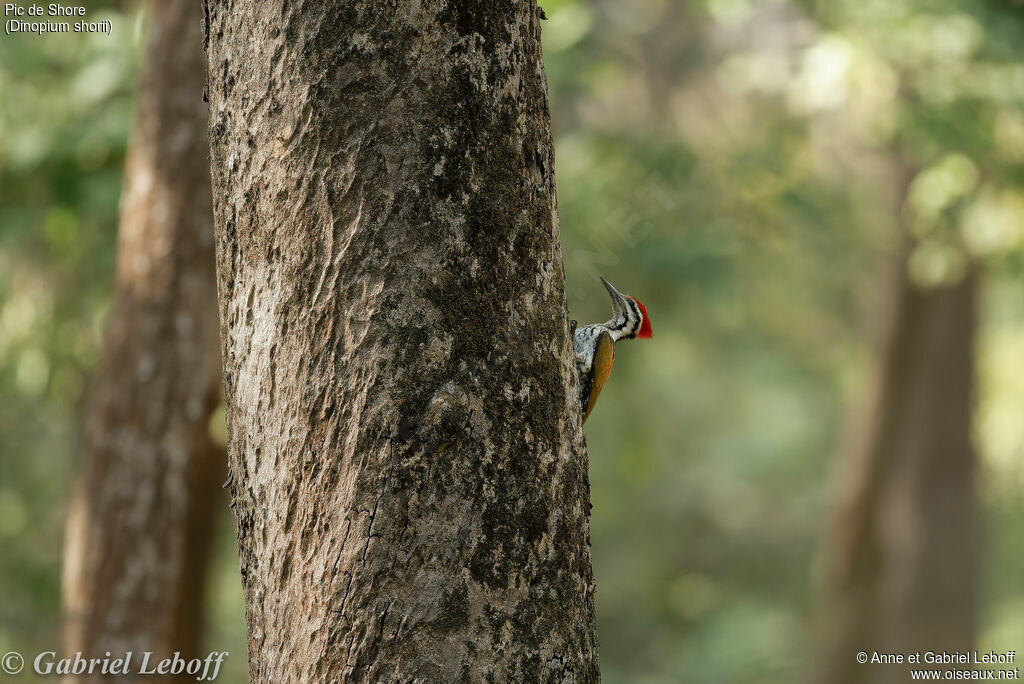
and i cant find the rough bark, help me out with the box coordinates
[62,0,224,668]
[205,1,597,681]
[813,251,978,684]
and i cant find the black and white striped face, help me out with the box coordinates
[600,277,643,341]
[573,277,649,370]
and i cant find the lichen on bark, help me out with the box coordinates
[206,1,598,681]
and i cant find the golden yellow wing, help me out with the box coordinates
[583,331,615,424]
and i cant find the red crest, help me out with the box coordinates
[631,297,653,339]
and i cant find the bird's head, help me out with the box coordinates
[601,276,653,340]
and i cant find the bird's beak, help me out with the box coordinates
[600,276,629,317]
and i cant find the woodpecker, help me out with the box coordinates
[573,277,653,423]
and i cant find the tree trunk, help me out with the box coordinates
[813,252,978,684]
[62,0,224,668]
[204,1,598,681]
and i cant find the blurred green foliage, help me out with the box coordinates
[1,0,137,656]
[0,2,252,679]
[546,0,1024,681]
[1,1,1023,683]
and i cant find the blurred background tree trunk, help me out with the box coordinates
[815,243,978,684]
[204,1,597,680]
[61,0,224,666]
